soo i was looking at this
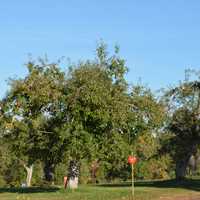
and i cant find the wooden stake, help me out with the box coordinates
[131,163,134,200]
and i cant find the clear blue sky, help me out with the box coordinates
[1,0,200,98]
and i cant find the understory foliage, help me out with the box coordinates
[0,44,199,186]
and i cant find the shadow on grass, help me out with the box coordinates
[0,186,59,194]
[98,179,200,192]
[0,179,200,194]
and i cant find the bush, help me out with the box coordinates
[135,155,173,180]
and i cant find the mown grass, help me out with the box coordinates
[0,179,199,200]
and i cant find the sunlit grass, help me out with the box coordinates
[0,179,199,200]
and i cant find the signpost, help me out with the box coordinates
[128,155,137,199]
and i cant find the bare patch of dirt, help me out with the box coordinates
[160,195,200,200]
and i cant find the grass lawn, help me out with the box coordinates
[0,179,199,200]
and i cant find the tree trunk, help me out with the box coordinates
[90,160,100,184]
[68,177,79,189]
[176,160,187,180]
[175,143,198,181]
[176,152,193,181]
[68,160,79,189]
[188,155,196,176]
[43,162,55,184]
[24,164,33,187]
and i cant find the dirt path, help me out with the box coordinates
[160,195,200,200]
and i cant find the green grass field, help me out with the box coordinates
[0,179,199,200]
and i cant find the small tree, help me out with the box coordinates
[1,61,65,186]
[163,70,200,180]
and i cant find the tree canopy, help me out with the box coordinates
[0,44,199,187]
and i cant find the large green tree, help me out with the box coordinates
[0,42,171,187]
[63,43,132,187]
[1,61,66,185]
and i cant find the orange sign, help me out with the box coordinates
[128,156,137,165]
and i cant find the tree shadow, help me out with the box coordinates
[0,186,60,194]
[98,179,200,192]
